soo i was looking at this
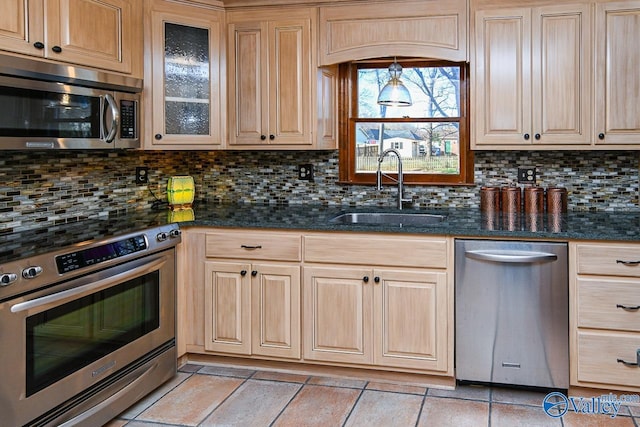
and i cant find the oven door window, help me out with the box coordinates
[25,271,160,396]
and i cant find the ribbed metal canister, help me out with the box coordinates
[524,186,544,214]
[480,186,501,212]
[546,187,568,214]
[501,185,522,213]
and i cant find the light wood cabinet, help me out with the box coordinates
[594,1,640,145]
[203,230,302,359]
[143,0,225,149]
[318,0,468,65]
[472,4,591,149]
[303,233,452,374]
[570,241,640,391]
[227,8,336,150]
[0,0,141,76]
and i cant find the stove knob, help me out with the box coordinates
[22,266,43,279]
[157,232,168,242]
[169,229,181,238]
[0,273,18,286]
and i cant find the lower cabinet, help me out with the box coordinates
[303,266,448,372]
[204,261,301,359]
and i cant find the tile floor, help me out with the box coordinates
[105,363,640,427]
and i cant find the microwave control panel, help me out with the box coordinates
[120,99,137,139]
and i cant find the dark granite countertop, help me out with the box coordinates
[1,203,638,264]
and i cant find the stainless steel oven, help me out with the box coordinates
[0,224,181,426]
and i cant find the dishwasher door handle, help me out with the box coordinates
[465,250,558,264]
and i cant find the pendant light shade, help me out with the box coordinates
[377,60,412,107]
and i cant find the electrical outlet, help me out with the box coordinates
[298,164,314,181]
[517,167,536,184]
[135,166,149,184]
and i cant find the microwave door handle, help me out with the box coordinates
[10,256,167,314]
[101,93,119,143]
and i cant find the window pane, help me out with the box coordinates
[358,66,460,118]
[355,122,460,175]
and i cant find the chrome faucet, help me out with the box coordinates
[376,148,412,210]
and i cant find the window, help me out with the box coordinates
[338,60,473,185]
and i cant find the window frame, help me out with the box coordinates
[338,59,474,185]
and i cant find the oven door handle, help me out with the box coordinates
[10,256,167,314]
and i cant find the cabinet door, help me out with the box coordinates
[303,266,373,364]
[228,21,266,145]
[251,263,301,359]
[267,18,312,146]
[45,0,134,74]
[595,1,640,145]
[0,0,44,57]
[373,269,448,371]
[532,4,591,145]
[148,7,223,149]
[473,8,532,146]
[204,261,252,355]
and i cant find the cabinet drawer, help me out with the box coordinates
[577,331,640,387]
[205,231,301,261]
[304,234,447,268]
[576,243,640,277]
[577,277,640,332]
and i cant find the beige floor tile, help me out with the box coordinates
[252,370,309,383]
[198,365,256,378]
[367,381,427,395]
[344,389,423,427]
[117,372,191,419]
[118,422,162,427]
[562,411,636,426]
[417,396,489,427]
[201,379,301,426]
[427,384,490,401]
[491,402,562,427]
[102,419,128,427]
[274,384,361,427]
[307,376,367,389]
[136,374,243,425]
[492,387,550,406]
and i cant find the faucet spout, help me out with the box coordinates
[376,148,412,210]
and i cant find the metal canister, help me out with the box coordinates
[480,186,501,212]
[524,186,544,214]
[501,185,522,213]
[546,187,568,214]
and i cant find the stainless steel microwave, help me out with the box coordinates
[0,54,141,150]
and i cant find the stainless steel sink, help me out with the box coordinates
[330,212,446,226]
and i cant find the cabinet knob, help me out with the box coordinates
[598,133,605,140]
[51,45,62,53]
[240,270,247,276]
[363,276,369,283]
[33,41,45,50]
[154,134,163,140]
[260,135,267,140]
[534,133,541,140]
[269,134,275,140]
[523,133,530,140]
[374,276,380,283]
[251,270,258,277]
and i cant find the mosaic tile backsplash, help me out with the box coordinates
[1,149,638,231]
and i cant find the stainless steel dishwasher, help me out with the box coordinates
[455,239,568,389]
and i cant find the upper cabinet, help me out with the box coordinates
[227,7,336,149]
[595,1,640,145]
[472,4,591,149]
[144,0,225,149]
[472,0,640,150]
[318,0,468,65]
[0,0,142,77]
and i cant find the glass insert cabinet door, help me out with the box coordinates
[150,8,223,147]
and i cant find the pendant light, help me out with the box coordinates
[377,58,412,107]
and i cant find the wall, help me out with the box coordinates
[1,149,638,232]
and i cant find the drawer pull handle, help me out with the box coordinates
[616,304,640,311]
[241,245,262,250]
[616,260,640,266]
[617,349,640,367]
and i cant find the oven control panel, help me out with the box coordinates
[55,235,147,274]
